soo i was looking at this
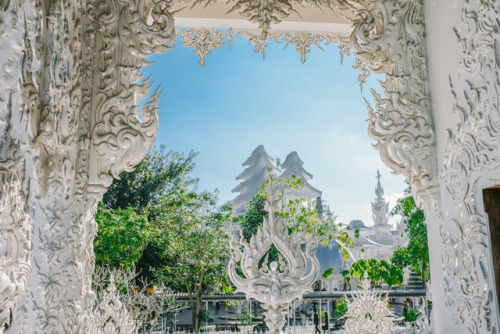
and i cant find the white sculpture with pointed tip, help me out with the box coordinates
[228,185,320,332]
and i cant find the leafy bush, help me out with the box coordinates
[240,311,253,325]
[405,308,421,323]
[336,295,348,318]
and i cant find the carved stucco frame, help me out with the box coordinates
[0,0,497,333]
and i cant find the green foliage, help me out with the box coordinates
[336,295,348,318]
[236,174,357,266]
[94,206,150,269]
[322,268,334,280]
[405,308,421,323]
[346,259,404,287]
[154,190,233,295]
[390,192,430,283]
[199,309,212,323]
[152,190,233,330]
[240,311,253,325]
[95,147,233,331]
[102,145,197,211]
[239,192,267,242]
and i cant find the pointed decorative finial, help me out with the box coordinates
[372,170,389,226]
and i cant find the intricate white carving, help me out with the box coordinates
[0,172,30,330]
[0,0,443,332]
[0,0,176,331]
[414,296,431,334]
[180,28,227,67]
[94,275,137,334]
[341,272,396,334]
[237,30,347,63]
[228,187,320,331]
[178,27,347,65]
[0,1,34,330]
[91,0,176,190]
[348,0,437,209]
[439,1,500,331]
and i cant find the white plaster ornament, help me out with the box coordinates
[228,187,320,332]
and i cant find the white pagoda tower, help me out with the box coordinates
[231,145,279,215]
[280,151,322,203]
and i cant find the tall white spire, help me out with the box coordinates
[371,169,389,226]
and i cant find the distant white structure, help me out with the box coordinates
[231,147,408,291]
[349,170,407,262]
[280,151,322,203]
[231,145,280,216]
[232,146,323,215]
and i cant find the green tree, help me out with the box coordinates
[153,190,233,331]
[341,258,404,288]
[94,205,151,269]
[102,145,197,211]
[390,194,430,284]
[96,146,198,277]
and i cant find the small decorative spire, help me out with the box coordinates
[375,169,384,199]
[371,170,389,226]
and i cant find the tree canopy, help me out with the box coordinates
[94,206,151,269]
[339,259,404,288]
[102,145,197,211]
[94,146,235,330]
[390,193,430,284]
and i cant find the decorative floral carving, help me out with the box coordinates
[0,2,34,331]
[226,0,298,39]
[439,1,500,330]
[349,0,437,209]
[341,272,396,334]
[91,0,176,189]
[94,275,137,334]
[228,187,320,331]
[180,28,227,67]
[178,28,347,64]
[0,172,30,330]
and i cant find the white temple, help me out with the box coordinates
[232,147,408,289]
[232,146,323,215]
[231,145,280,215]
[349,171,407,262]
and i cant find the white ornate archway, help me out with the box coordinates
[0,0,498,333]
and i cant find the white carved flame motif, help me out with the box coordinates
[228,188,320,331]
[341,272,396,334]
[94,275,137,334]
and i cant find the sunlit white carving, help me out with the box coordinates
[228,187,320,331]
[94,274,137,334]
[341,272,396,334]
[439,0,500,331]
[180,28,227,67]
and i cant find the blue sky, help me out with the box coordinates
[142,31,406,227]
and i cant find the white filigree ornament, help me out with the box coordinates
[341,272,396,334]
[94,275,137,334]
[228,186,320,331]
